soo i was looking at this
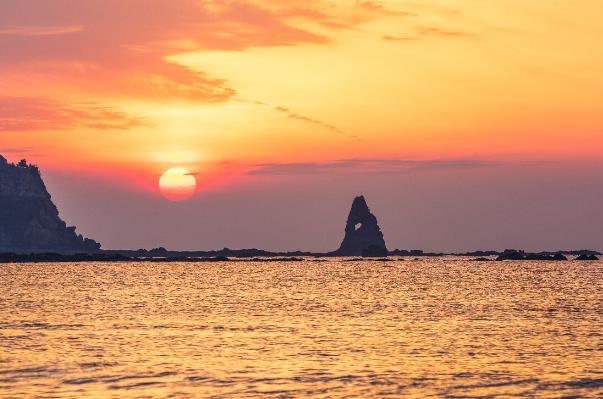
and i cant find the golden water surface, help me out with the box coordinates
[0,259,601,398]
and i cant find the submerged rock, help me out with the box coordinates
[333,195,387,256]
[0,156,101,253]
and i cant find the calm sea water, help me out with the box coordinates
[0,259,601,398]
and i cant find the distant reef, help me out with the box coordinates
[493,249,599,261]
[0,156,101,254]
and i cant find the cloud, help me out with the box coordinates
[249,158,497,176]
[383,26,476,42]
[266,0,415,29]
[0,25,83,36]
[383,35,417,42]
[416,26,476,38]
[355,1,416,17]
[0,0,420,140]
[273,106,358,139]
[0,1,415,102]
[0,97,147,132]
[0,1,335,102]
[236,98,357,140]
[0,146,41,158]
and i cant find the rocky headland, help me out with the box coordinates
[0,156,101,254]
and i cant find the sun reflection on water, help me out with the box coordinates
[0,259,601,398]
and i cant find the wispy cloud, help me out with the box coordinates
[0,97,147,132]
[416,26,477,38]
[0,25,83,36]
[384,25,476,42]
[383,35,416,42]
[274,0,415,30]
[249,158,497,176]
[355,1,416,17]
[237,98,357,140]
[0,146,42,158]
[273,106,358,140]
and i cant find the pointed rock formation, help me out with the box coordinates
[333,195,388,256]
[0,155,101,253]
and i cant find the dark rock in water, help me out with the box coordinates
[472,257,493,262]
[497,249,568,261]
[389,249,445,257]
[463,250,500,257]
[333,196,387,256]
[390,249,423,256]
[525,253,567,261]
[0,156,101,254]
[148,247,169,257]
[575,254,599,261]
[0,252,124,263]
[362,245,389,257]
[496,249,525,261]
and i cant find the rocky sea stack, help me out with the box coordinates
[334,195,388,256]
[0,156,101,254]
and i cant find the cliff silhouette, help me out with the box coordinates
[0,155,101,253]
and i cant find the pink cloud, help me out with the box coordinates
[0,1,411,102]
[0,1,337,102]
[0,0,414,131]
[0,97,146,132]
[0,25,83,36]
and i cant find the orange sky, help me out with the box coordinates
[1,1,603,253]
[2,0,602,193]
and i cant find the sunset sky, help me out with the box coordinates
[1,0,602,251]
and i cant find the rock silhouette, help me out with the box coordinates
[334,195,387,256]
[0,155,101,253]
[496,249,568,261]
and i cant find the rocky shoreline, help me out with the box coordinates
[0,251,599,263]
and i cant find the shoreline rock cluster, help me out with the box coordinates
[0,251,599,264]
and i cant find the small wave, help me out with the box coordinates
[0,366,53,375]
[451,378,539,390]
[0,322,87,330]
[78,361,118,369]
[104,371,177,383]
[562,378,603,388]
[109,381,161,390]
[63,371,177,387]
[63,377,97,385]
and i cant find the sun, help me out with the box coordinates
[158,168,197,201]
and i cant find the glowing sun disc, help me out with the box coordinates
[158,168,197,201]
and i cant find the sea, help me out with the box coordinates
[0,258,601,398]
